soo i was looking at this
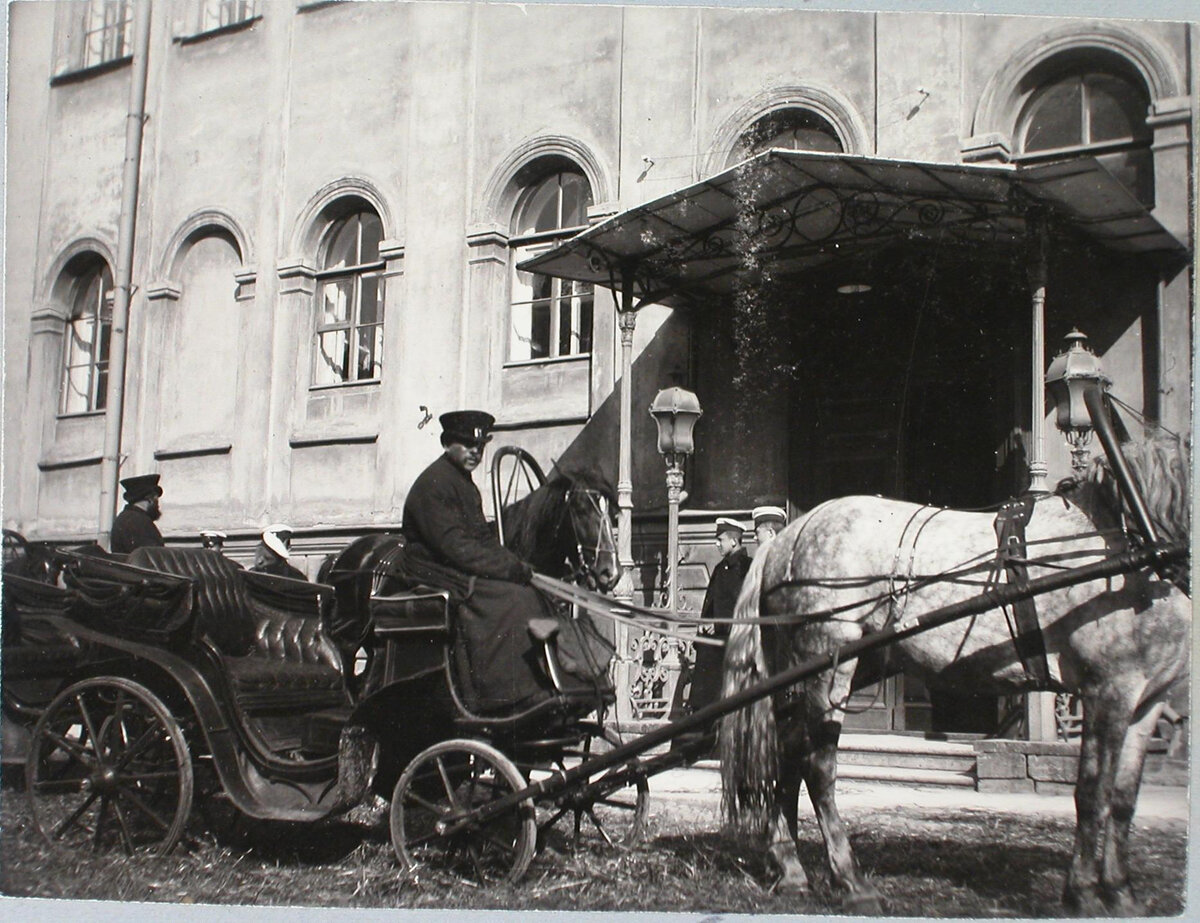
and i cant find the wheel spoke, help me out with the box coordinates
[122,770,181,784]
[92,795,111,852]
[117,785,171,831]
[30,777,88,795]
[595,795,638,811]
[435,756,464,812]
[403,789,446,816]
[43,727,97,766]
[111,797,137,855]
[465,838,485,880]
[73,693,102,756]
[112,723,167,772]
[585,807,615,846]
[51,790,99,841]
[538,806,569,832]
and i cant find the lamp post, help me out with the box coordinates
[1045,329,1111,476]
[649,387,702,616]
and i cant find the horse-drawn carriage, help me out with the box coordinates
[1,411,1191,912]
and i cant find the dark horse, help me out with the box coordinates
[720,435,1190,915]
[319,463,619,656]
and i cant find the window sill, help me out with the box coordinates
[55,409,106,421]
[308,378,382,393]
[503,353,591,370]
[154,440,232,461]
[175,15,262,46]
[50,55,132,87]
[38,452,102,472]
[289,429,378,449]
[297,1,346,13]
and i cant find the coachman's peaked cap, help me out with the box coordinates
[440,410,495,446]
[121,473,162,504]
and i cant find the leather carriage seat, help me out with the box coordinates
[127,547,347,711]
[128,546,255,654]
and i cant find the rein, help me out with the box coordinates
[563,486,616,588]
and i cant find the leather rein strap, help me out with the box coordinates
[993,496,1051,686]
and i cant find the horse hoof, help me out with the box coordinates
[843,890,885,915]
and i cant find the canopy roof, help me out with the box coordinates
[519,149,1187,308]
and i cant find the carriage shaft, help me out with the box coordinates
[440,540,1186,836]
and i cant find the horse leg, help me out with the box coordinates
[765,713,812,893]
[804,663,882,912]
[1098,699,1164,915]
[1063,685,1137,916]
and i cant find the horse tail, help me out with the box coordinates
[719,544,777,834]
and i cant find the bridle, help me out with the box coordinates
[563,487,617,589]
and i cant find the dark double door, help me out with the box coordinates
[786,251,1025,733]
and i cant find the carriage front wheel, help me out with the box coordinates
[390,739,536,884]
[27,676,194,856]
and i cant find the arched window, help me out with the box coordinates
[59,258,113,415]
[730,108,843,166]
[312,207,385,387]
[1016,59,1153,205]
[509,167,593,362]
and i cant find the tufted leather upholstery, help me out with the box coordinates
[129,547,254,654]
[127,547,347,710]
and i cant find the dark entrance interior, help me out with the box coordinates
[785,245,1028,733]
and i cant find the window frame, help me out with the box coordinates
[310,210,386,390]
[58,261,114,417]
[507,170,594,366]
[53,0,134,80]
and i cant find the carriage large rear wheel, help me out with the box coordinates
[27,677,194,855]
[390,739,536,884]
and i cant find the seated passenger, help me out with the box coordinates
[250,524,307,581]
[401,410,610,712]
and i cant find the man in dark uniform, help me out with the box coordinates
[110,474,165,554]
[250,523,307,580]
[688,516,752,715]
[402,410,607,712]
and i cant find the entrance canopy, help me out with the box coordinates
[520,149,1187,308]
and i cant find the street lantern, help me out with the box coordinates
[1045,329,1111,475]
[649,387,702,615]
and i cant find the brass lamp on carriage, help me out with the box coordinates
[1045,329,1111,476]
[649,387,703,616]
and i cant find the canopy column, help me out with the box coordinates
[613,269,638,601]
[1026,216,1050,494]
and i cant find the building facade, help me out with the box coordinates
[4,1,1194,734]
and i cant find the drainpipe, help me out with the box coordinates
[97,1,153,548]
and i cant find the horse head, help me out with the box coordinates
[2,529,63,585]
[504,465,620,592]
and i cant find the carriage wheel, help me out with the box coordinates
[390,739,536,884]
[539,724,650,849]
[27,677,194,856]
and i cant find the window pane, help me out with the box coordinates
[529,300,551,359]
[512,267,535,306]
[559,172,592,228]
[359,211,383,263]
[510,302,534,361]
[359,275,384,326]
[314,329,350,385]
[523,177,563,235]
[323,216,359,270]
[94,364,108,411]
[1087,73,1149,144]
[319,278,353,325]
[61,365,93,414]
[578,290,594,354]
[356,324,383,380]
[1023,78,1084,151]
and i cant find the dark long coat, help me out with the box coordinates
[110,505,164,555]
[402,453,598,712]
[689,546,751,712]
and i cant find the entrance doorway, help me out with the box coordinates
[786,247,1026,732]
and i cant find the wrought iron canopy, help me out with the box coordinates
[518,149,1187,309]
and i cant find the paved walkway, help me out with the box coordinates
[649,762,1191,824]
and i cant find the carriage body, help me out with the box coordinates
[2,538,629,868]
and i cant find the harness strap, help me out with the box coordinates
[994,496,1050,686]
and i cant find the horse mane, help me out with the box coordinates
[503,464,615,562]
[1085,434,1191,547]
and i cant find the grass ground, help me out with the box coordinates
[0,781,1187,916]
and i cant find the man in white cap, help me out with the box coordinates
[200,530,227,552]
[752,504,788,549]
[251,523,307,580]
